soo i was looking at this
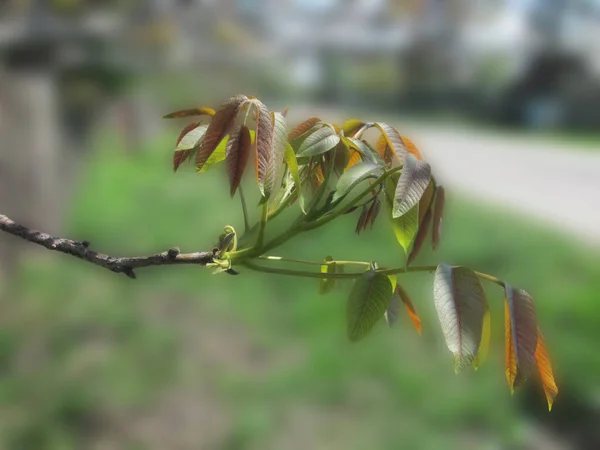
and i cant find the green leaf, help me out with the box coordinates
[390,203,419,254]
[341,119,365,138]
[297,127,340,157]
[332,162,383,202]
[319,256,336,294]
[284,143,306,214]
[433,263,487,372]
[347,270,393,342]
[392,154,431,218]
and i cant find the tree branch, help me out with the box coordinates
[0,214,215,279]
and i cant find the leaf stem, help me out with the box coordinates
[256,200,269,247]
[238,185,250,233]
[258,255,371,267]
[474,271,505,287]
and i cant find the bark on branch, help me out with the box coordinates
[0,213,215,279]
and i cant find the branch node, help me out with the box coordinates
[167,247,180,259]
[123,267,137,279]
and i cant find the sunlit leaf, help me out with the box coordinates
[288,117,321,141]
[198,134,230,173]
[173,123,207,172]
[407,206,432,265]
[343,137,384,165]
[375,134,391,162]
[473,302,491,370]
[374,122,407,163]
[226,125,252,197]
[196,95,247,171]
[433,264,487,372]
[164,107,216,119]
[535,331,558,411]
[253,100,275,197]
[347,270,393,342]
[401,136,423,160]
[297,127,340,157]
[396,284,422,334]
[264,111,288,198]
[392,154,431,218]
[505,300,517,394]
[432,186,445,251]
[345,150,362,170]
[333,162,382,202]
[342,119,365,138]
[319,256,336,294]
[504,284,538,390]
[284,143,306,213]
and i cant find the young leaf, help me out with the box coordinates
[473,301,491,370]
[264,111,288,198]
[385,292,400,326]
[288,117,321,141]
[319,256,336,294]
[375,134,392,162]
[393,154,431,219]
[297,127,340,158]
[164,107,215,119]
[198,135,231,173]
[333,139,350,174]
[374,122,407,162]
[504,285,538,390]
[196,95,247,171]
[343,137,384,165]
[174,123,208,171]
[342,119,365,138]
[284,143,306,213]
[396,284,422,334]
[401,136,423,160]
[418,180,435,225]
[433,264,487,372]
[332,162,382,202]
[355,205,370,235]
[535,331,558,411]
[367,197,382,230]
[407,206,432,265]
[226,125,252,197]
[253,100,275,197]
[347,270,394,342]
[432,186,445,251]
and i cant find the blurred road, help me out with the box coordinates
[291,107,600,246]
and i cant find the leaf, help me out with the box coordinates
[196,95,247,171]
[473,302,491,370]
[432,186,445,251]
[347,270,393,342]
[535,331,558,411]
[396,284,422,334]
[390,203,419,254]
[346,149,362,170]
[319,256,336,294]
[226,125,252,197]
[418,180,435,225]
[198,135,230,173]
[355,205,369,234]
[284,143,306,213]
[375,134,391,161]
[433,264,487,372]
[385,292,400,326]
[366,197,382,230]
[288,117,321,141]
[392,154,431,219]
[343,137,384,165]
[332,162,382,202]
[401,136,423,160]
[333,139,350,174]
[253,100,275,197]
[297,127,340,157]
[407,205,432,265]
[173,123,208,172]
[374,122,407,162]
[505,300,518,394]
[504,285,538,390]
[264,111,287,198]
[163,107,216,119]
[342,119,365,138]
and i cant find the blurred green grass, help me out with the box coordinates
[1,131,598,450]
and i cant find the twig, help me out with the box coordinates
[0,214,214,279]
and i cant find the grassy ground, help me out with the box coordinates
[0,131,598,449]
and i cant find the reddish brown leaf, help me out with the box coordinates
[355,205,369,235]
[505,300,518,393]
[368,197,381,230]
[196,95,247,171]
[174,150,192,172]
[253,101,275,196]
[288,117,321,142]
[401,136,423,160]
[432,186,445,251]
[418,180,435,225]
[396,284,422,334]
[407,206,432,265]
[226,125,252,197]
[535,331,558,411]
[164,107,215,119]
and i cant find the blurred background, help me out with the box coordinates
[1,0,599,449]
